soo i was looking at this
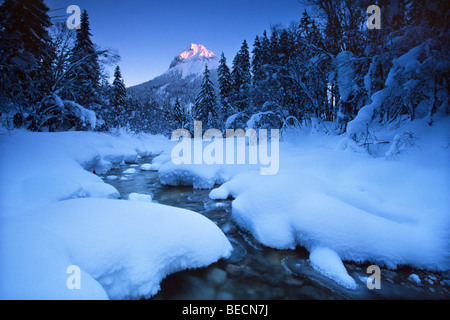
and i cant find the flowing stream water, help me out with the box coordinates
[100,156,449,300]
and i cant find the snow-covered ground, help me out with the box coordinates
[1,116,448,298]
[0,129,232,299]
[152,117,450,288]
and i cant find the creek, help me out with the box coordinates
[100,156,449,300]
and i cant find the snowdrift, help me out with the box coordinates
[0,199,232,300]
[208,118,450,286]
[0,130,231,299]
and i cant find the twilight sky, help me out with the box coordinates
[45,0,306,87]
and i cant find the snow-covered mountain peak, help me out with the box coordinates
[128,43,220,105]
[168,43,219,78]
[178,43,216,60]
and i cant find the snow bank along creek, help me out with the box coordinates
[100,155,450,300]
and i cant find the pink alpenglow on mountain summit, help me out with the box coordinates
[178,43,216,60]
[168,43,219,78]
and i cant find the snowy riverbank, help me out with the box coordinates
[0,130,232,299]
[156,117,450,288]
[0,116,449,299]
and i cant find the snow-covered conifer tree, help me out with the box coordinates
[194,65,218,129]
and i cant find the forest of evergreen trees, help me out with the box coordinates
[196,0,449,141]
[0,0,448,141]
[0,0,130,132]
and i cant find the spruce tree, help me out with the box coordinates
[217,52,232,120]
[66,10,101,106]
[111,65,127,127]
[194,65,217,129]
[0,0,52,68]
[269,30,280,66]
[0,0,54,107]
[251,35,268,109]
[239,40,251,86]
[112,66,127,107]
[231,40,252,112]
[278,29,293,66]
[173,97,187,129]
[260,30,271,66]
[251,36,263,82]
